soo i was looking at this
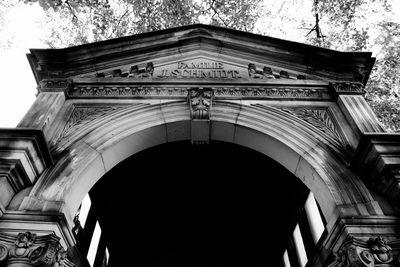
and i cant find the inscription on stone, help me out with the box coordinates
[156,59,242,79]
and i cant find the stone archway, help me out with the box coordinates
[16,101,381,226]
[1,25,400,267]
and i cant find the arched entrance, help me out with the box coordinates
[81,141,314,267]
[17,101,380,226]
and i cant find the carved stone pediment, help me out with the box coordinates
[77,55,317,82]
[28,25,374,86]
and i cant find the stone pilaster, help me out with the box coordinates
[18,79,70,139]
[337,94,383,139]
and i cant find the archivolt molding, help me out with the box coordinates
[23,101,377,224]
[212,102,373,205]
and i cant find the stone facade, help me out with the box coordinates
[0,25,399,267]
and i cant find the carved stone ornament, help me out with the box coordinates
[281,107,348,150]
[38,79,73,92]
[248,63,308,80]
[330,82,365,95]
[188,88,213,120]
[51,104,144,151]
[328,236,399,267]
[0,232,74,267]
[94,62,154,78]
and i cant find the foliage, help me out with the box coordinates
[15,0,400,131]
[309,0,400,131]
[22,0,261,45]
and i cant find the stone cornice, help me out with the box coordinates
[351,133,400,201]
[0,129,52,190]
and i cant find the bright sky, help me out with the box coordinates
[0,2,48,127]
[0,1,399,128]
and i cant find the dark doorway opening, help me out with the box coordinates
[88,141,309,267]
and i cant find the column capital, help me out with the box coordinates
[0,211,85,267]
[329,236,400,267]
[329,82,365,97]
[37,79,73,93]
[0,231,74,267]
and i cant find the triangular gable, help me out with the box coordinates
[77,53,321,81]
[27,24,375,85]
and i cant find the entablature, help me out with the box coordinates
[38,78,364,101]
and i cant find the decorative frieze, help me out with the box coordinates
[0,232,74,267]
[66,85,330,100]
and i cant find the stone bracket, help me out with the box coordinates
[351,133,400,201]
[188,88,213,144]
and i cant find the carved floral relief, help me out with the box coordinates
[0,232,73,267]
